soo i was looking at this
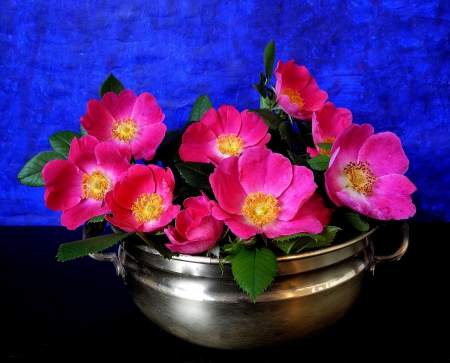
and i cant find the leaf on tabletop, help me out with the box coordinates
[17,151,66,186]
[49,131,81,158]
[56,232,133,262]
[100,73,124,98]
[231,247,278,302]
[175,162,215,191]
[189,94,213,122]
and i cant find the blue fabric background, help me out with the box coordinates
[2,0,449,225]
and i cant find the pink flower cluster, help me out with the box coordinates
[42,58,416,256]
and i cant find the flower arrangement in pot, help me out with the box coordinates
[18,40,417,306]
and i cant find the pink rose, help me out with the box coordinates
[164,192,224,254]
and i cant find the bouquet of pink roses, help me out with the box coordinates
[18,40,417,301]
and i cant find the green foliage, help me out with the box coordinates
[248,108,282,130]
[307,155,331,171]
[278,121,294,148]
[175,161,215,192]
[342,208,370,231]
[99,73,124,98]
[56,231,133,262]
[272,226,341,254]
[189,94,213,121]
[17,151,65,186]
[263,40,276,84]
[135,232,175,259]
[49,131,81,158]
[229,247,278,302]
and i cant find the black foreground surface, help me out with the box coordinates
[1,222,447,361]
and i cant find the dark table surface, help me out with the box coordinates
[1,222,448,361]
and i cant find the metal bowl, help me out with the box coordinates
[90,222,409,350]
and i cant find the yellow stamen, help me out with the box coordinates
[282,88,305,108]
[344,161,378,195]
[111,116,138,142]
[81,170,110,201]
[216,133,244,156]
[131,193,164,223]
[241,191,280,227]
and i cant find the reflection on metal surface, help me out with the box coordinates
[89,222,409,350]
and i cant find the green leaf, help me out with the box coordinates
[17,151,65,186]
[287,150,310,168]
[230,247,278,302]
[343,208,370,231]
[175,162,215,191]
[188,94,213,121]
[135,232,175,259]
[307,155,330,171]
[316,142,332,151]
[49,131,81,158]
[99,73,124,98]
[56,232,133,262]
[279,121,294,148]
[264,40,275,83]
[248,108,282,130]
[272,226,341,254]
[253,72,268,98]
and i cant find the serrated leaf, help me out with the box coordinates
[343,209,370,231]
[100,73,124,98]
[307,155,330,171]
[231,247,278,302]
[49,131,81,158]
[56,232,133,262]
[287,150,310,168]
[279,121,294,148]
[264,40,275,83]
[272,233,324,254]
[248,108,282,130]
[175,162,215,191]
[272,226,341,254]
[135,232,174,259]
[17,151,66,186]
[189,94,213,121]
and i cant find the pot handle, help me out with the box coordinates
[83,223,125,278]
[368,222,409,275]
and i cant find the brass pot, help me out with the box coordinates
[89,222,409,350]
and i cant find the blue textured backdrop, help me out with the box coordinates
[2,0,449,225]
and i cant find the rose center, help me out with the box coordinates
[282,88,305,108]
[344,161,378,195]
[81,169,110,201]
[216,133,244,156]
[241,191,280,227]
[111,116,138,142]
[131,193,164,223]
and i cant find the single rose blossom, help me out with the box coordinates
[210,147,330,239]
[179,105,271,166]
[42,135,132,230]
[80,89,166,161]
[307,102,353,157]
[325,123,417,220]
[274,59,328,120]
[164,192,224,254]
[104,164,180,233]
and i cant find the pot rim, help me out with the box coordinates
[125,227,378,266]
